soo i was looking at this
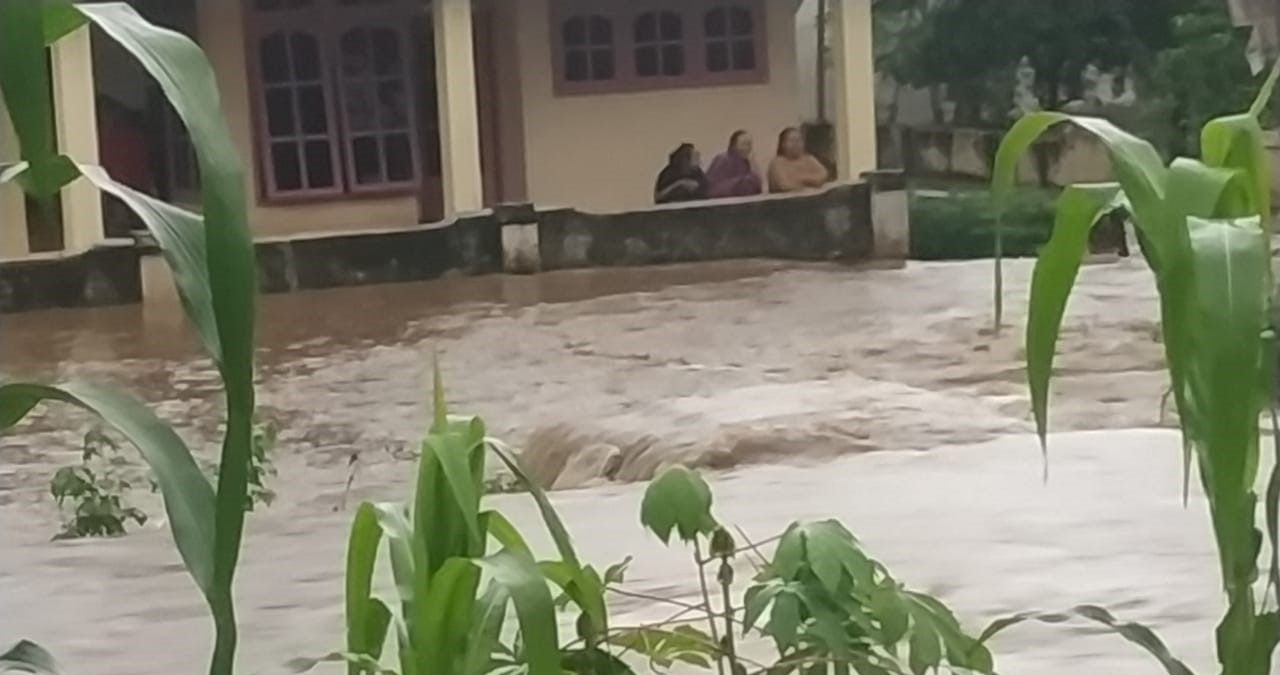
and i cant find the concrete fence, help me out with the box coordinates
[0,174,907,313]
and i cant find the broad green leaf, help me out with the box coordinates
[743,582,785,633]
[0,381,216,595]
[371,502,415,615]
[992,113,1167,328]
[462,583,509,675]
[640,466,717,545]
[423,433,483,551]
[906,613,940,675]
[73,11,258,661]
[483,510,533,557]
[0,641,61,674]
[347,503,389,675]
[767,589,803,651]
[416,558,479,675]
[977,606,1195,675]
[474,550,562,675]
[1025,184,1123,449]
[488,440,584,568]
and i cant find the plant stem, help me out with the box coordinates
[695,539,726,675]
[719,559,738,675]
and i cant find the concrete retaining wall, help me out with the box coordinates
[0,175,904,313]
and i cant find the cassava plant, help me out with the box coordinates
[0,4,257,674]
[988,58,1280,675]
[636,466,995,675]
[50,426,148,538]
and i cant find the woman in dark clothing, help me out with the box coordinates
[654,143,709,204]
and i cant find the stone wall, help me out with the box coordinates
[0,177,903,312]
[0,243,141,313]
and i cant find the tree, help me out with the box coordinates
[887,0,1194,124]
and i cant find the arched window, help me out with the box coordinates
[704,6,757,73]
[248,0,422,198]
[256,30,339,194]
[633,11,685,78]
[337,25,420,189]
[561,15,616,82]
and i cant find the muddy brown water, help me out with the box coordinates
[0,259,1233,674]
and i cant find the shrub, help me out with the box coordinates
[50,426,147,539]
[909,186,1056,260]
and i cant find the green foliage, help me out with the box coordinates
[641,466,719,545]
[340,375,565,675]
[888,0,1186,122]
[909,186,1056,260]
[0,642,59,675]
[0,4,256,674]
[50,426,148,539]
[211,416,278,512]
[1148,1,1263,156]
[746,520,992,675]
[991,57,1280,675]
[637,468,991,675]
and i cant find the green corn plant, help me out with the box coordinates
[0,4,256,675]
[990,59,1280,675]
[340,369,614,675]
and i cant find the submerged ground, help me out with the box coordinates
[1,258,1214,674]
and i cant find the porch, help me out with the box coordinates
[0,0,877,260]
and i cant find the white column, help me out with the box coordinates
[0,94,30,258]
[51,25,104,252]
[433,0,485,215]
[831,0,878,181]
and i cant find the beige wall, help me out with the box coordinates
[197,1,418,238]
[511,0,802,212]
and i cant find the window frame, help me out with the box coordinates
[244,0,424,204]
[549,0,768,97]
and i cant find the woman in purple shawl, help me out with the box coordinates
[705,129,763,198]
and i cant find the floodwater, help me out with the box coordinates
[0,258,1231,674]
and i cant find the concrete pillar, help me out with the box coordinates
[0,95,30,258]
[432,0,485,215]
[50,26,104,252]
[862,169,909,260]
[831,0,877,181]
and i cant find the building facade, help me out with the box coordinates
[0,0,877,257]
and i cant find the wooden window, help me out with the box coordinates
[633,11,684,78]
[704,6,756,73]
[256,30,341,195]
[551,1,766,96]
[160,104,199,202]
[337,25,420,190]
[246,0,421,201]
[561,15,616,82]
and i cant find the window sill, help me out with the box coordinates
[257,186,420,207]
[553,70,769,97]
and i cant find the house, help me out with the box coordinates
[0,0,877,259]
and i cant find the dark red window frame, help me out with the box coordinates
[245,0,423,203]
[550,0,768,97]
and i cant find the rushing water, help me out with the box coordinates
[1,258,1226,674]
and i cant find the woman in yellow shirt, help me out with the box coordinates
[767,127,830,193]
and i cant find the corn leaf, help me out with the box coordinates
[0,381,216,591]
[0,5,257,675]
[1,641,61,675]
[347,504,390,675]
[1185,216,1269,592]
[1025,184,1123,450]
[977,606,1194,675]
